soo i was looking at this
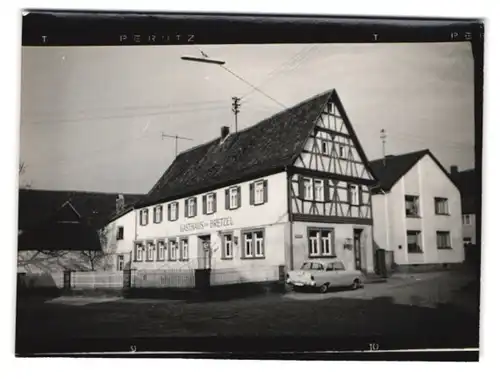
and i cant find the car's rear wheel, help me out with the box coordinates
[319,283,329,293]
[351,278,361,290]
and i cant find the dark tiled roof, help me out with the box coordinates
[140,89,375,207]
[18,189,145,230]
[369,150,429,191]
[451,169,478,214]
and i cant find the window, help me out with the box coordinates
[146,242,155,261]
[251,180,267,205]
[434,197,449,215]
[407,231,422,253]
[180,239,189,261]
[117,255,125,271]
[332,261,345,271]
[405,195,419,217]
[321,140,329,154]
[437,231,451,249]
[348,184,360,206]
[168,240,178,261]
[304,178,314,201]
[157,241,165,261]
[463,237,472,247]
[463,214,472,225]
[327,102,334,113]
[139,209,149,226]
[205,193,216,214]
[226,187,241,210]
[242,230,265,259]
[308,229,334,257]
[116,226,124,241]
[338,144,345,158]
[153,205,163,223]
[186,198,197,218]
[134,243,143,261]
[222,234,233,259]
[314,179,324,202]
[168,202,178,221]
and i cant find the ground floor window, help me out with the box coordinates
[308,228,334,257]
[222,233,233,259]
[134,243,143,261]
[180,239,189,261]
[407,230,422,253]
[242,230,265,258]
[117,254,125,271]
[437,231,451,249]
[157,241,166,261]
[168,239,178,261]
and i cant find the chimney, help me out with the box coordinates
[116,194,125,213]
[220,126,230,141]
[450,165,459,175]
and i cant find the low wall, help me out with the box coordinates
[72,271,123,289]
[210,265,279,286]
[133,269,195,289]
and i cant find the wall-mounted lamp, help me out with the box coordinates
[343,238,353,250]
[234,236,239,246]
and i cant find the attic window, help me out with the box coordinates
[321,141,328,154]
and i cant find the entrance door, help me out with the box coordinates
[198,235,212,269]
[353,229,363,270]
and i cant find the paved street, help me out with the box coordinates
[16,269,479,353]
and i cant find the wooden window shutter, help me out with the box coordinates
[324,180,330,202]
[298,176,305,199]
[358,186,363,205]
[184,199,188,217]
[145,209,149,225]
[167,204,171,221]
[194,198,198,217]
[249,182,255,205]
[225,189,230,209]
[237,187,241,208]
[175,202,179,220]
[347,185,352,204]
[139,210,143,226]
[202,195,207,214]
[213,193,217,212]
[263,180,268,203]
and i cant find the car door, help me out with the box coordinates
[333,261,350,286]
[325,262,339,286]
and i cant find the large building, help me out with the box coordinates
[110,89,378,274]
[370,150,465,269]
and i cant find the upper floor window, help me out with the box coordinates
[321,140,329,154]
[153,205,163,223]
[338,144,345,158]
[434,197,449,215]
[250,180,268,206]
[314,179,324,202]
[463,214,473,225]
[185,197,197,218]
[437,231,452,249]
[139,209,149,226]
[308,228,334,258]
[348,184,361,206]
[168,202,179,221]
[202,193,216,215]
[116,226,124,240]
[405,195,419,217]
[304,178,314,201]
[407,230,422,253]
[225,186,241,210]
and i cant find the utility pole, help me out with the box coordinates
[231,97,241,133]
[161,133,194,157]
[380,129,387,166]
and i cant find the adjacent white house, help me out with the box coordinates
[121,89,378,275]
[370,150,465,269]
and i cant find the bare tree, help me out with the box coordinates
[19,161,32,189]
[80,227,111,271]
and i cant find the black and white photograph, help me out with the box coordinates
[14,11,483,360]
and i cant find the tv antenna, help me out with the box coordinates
[161,133,194,156]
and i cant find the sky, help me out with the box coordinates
[19,42,475,194]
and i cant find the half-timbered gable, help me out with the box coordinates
[290,91,376,224]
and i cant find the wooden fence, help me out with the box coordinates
[72,271,124,289]
[133,269,195,289]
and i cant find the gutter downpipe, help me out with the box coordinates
[285,165,294,271]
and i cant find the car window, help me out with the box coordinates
[301,262,312,270]
[326,263,334,271]
[333,261,345,271]
[310,262,324,270]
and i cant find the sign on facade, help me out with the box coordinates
[180,217,234,232]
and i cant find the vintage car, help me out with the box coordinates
[286,259,363,293]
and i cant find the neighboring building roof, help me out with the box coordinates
[18,189,145,230]
[451,168,478,214]
[369,149,457,192]
[139,89,376,207]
